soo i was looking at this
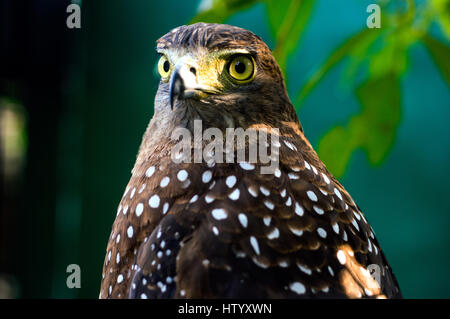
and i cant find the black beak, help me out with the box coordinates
[169,69,185,110]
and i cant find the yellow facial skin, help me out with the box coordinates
[156,49,257,95]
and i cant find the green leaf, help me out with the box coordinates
[191,0,260,24]
[296,28,382,106]
[422,33,450,86]
[369,30,410,78]
[317,123,361,178]
[266,0,315,73]
[431,0,450,39]
[356,72,401,165]
[318,73,401,177]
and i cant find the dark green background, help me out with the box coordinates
[1,0,449,298]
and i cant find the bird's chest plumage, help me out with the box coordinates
[100,131,400,299]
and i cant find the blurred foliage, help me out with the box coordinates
[192,0,260,23]
[0,98,28,182]
[318,73,401,175]
[192,0,450,177]
[423,33,450,84]
[266,0,314,72]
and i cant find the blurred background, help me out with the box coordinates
[0,0,449,298]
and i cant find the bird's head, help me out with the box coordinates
[153,23,299,131]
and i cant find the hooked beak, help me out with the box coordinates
[168,63,216,109]
[169,63,198,110]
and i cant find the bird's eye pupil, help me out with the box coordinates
[163,61,170,73]
[234,61,246,74]
[228,55,254,83]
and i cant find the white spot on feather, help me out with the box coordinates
[297,263,312,275]
[189,195,198,203]
[307,190,318,202]
[228,188,240,200]
[317,227,327,238]
[337,250,346,264]
[295,202,304,216]
[352,219,360,231]
[289,226,303,237]
[160,176,170,188]
[238,213,248,228]
[135,203,144,217]
[239,162,255,170]
[145,166,155,177]
[250,236,260,254]
[202,170,212,183]
[264,200,275,210]
[332,223,339,234]
[285,197,292,206]
[177,169,188,182]
[334,188,343,200]
[274,168,281,178]
[162,202,169,214]
[138,183,146,193]
[267,228,280,239]
[248,186,258,197]
[260,186,270,196]
[149,194,160,208]
[283,140,297,151]
[288,173,299,179]
[289,282,306,295]
[127,226,134,238]
[205,194,215,203]
[313,205,324,215]
[211,208,228,220]
[226,175,237,188]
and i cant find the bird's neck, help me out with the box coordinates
[131,102,313,180]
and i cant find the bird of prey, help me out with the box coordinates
[99,23,401,299]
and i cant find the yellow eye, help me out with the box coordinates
[158,55,171,78]
[227,55,255,83]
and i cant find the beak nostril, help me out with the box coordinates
[169,64,200,110]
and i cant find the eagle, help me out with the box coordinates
[99,23,401,299]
